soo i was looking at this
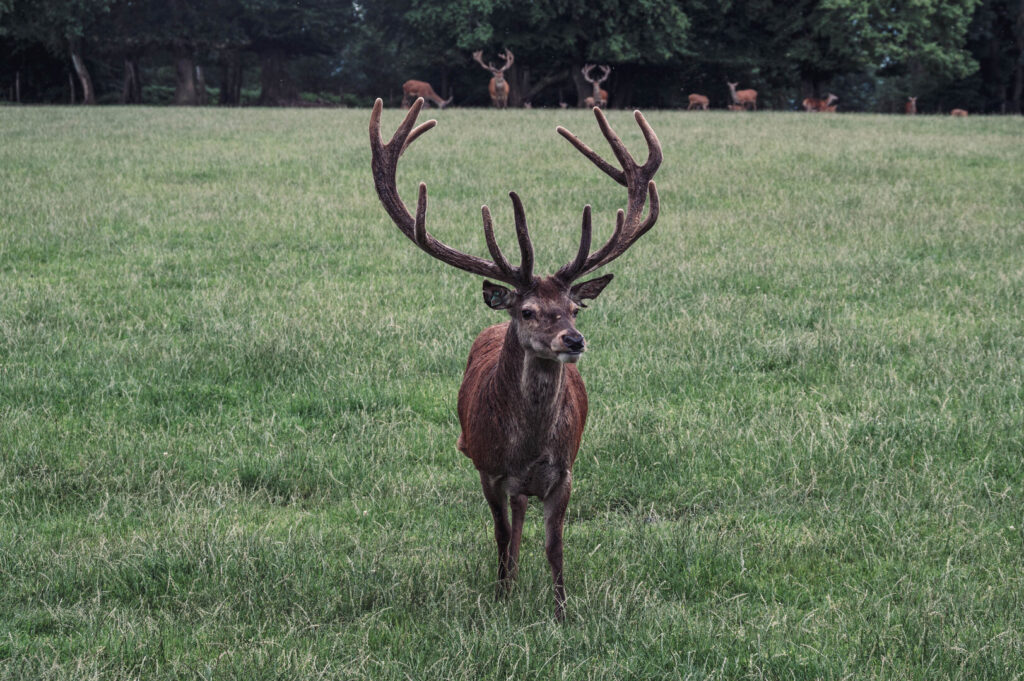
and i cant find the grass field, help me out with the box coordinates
[1,105,1022,680]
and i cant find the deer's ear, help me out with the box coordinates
[570,274,613,304]
[482,281,515,310]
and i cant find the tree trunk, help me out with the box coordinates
[258,50,297,105]
[15,71,20,103]
[614,68,632,108]
[508,65,526,107]
[69,43,95,104]
[174,50,198,105]
[69,72,75,104]
[195,65,207,105]
[121,58,142,104]
[219,51,243,106]
[1013,61,1023,115]
[1014,0,1024,115]
[570,66,589,107]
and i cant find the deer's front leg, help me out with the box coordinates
[507,494,528,581]
[543,471,572,621]
[479,472,512,590]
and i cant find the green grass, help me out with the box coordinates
[1,106,1022,680]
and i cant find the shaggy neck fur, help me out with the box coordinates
[496,322,566,427]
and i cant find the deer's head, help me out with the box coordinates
[473,50,514,88]
[369,99,662,364]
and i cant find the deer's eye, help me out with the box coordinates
[571,309,580,317]
[521,309,535,320]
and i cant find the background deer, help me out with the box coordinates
[401,80,452,109]
[727,104,746,111]
[686,93,709,110]
[582,64,610,108]
[473,50,514,108]
[951,108,968,117]
[727,81,757,110]
[905,96,917,114]
[802,93,838,112]
[369,98,661,621]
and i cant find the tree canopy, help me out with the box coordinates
[0,0,1019,112]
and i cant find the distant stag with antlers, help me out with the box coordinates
[401,80,452,109]
[369,98,662,621]
[581,64,611,108]
[802,93,837,112]
[473,50,514,108]
[727,81,757,110]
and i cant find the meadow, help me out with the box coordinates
[1,105,1022,680]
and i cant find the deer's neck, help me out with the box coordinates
[496,324,566,425]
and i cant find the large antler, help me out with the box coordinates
[497,50,514,73]
[472,50,495,74]
[555,108,662,282]
[369,97,534,287]
[473,50,514,75]
[581,64,611,85]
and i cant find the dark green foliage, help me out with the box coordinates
[1,0,1021,110]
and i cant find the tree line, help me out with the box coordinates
[1,0,1021,113]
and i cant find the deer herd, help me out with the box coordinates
[401,54,967,114]
[378,54,971,623]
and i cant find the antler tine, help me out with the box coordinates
[555,107,663,281]
[556,125,626,185]
[509,192,534,283]
[369,98,526,287]
[555,205,593,281]
[481,205,515,280]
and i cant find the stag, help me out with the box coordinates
[473,50,514,108]
[905,96,917,115]
[686,93,710,110]
[727,81,757,110]
[581,64,611,108]
[402,80,453,109]
[802,93,838,112]
[369,98,661,621]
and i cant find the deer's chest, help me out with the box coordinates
[490,400,575,498]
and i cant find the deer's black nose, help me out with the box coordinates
[564,332,585,352]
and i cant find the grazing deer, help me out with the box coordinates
[802,93,838,112]
[727,104,745,111]
[581,64,611,108]
[402,80,453,109]
[686,93,710,110]
[905,96,917,115]
[824,105,838,113]
[369,98,662,621]
[727,81,757,110]
[473,50,514,108]
[951,108,968,117]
